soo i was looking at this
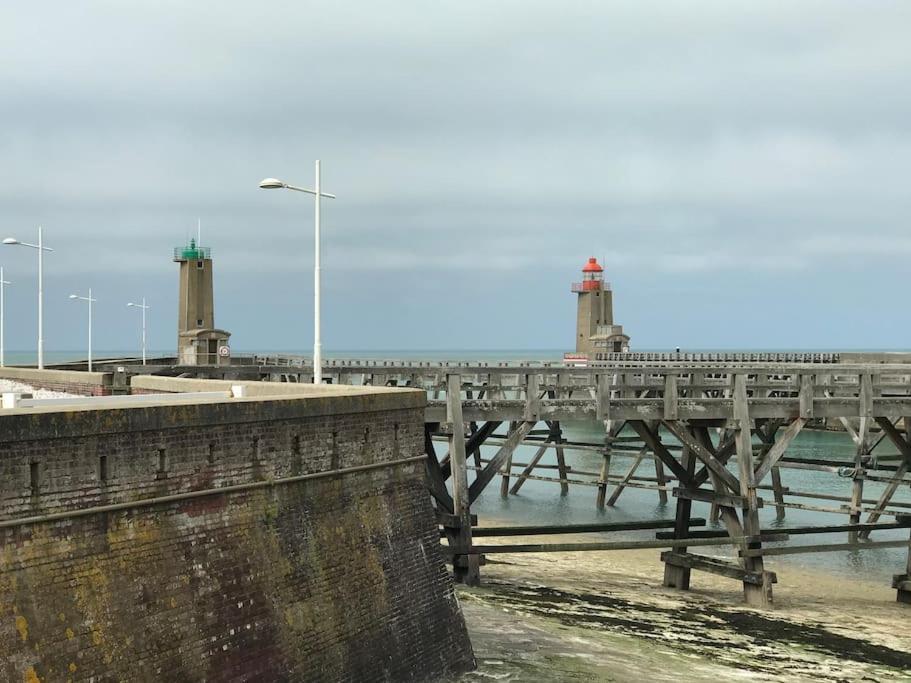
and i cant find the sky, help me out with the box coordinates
[1,1,910,355]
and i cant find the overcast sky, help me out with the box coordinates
[1,1,909,356]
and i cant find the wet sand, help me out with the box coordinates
[453,535,911,681]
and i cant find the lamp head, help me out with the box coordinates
[127,303,135,307]
[2,238,19,245]
[259,178,286,190]
[69,294,78,300]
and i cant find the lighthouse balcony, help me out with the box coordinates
[571,281,611,293]
[173,245,212,261]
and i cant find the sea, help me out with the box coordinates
[5,347,910,583]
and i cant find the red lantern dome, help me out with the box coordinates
[582,257,603,274]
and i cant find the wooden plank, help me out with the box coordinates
[753,417,807,483]
[468,534,788,554]
[472,518,707,537]
[446,373,478,584]
[799,374,815,418]
[436,511,477,528]
[673,487,764,509]
[469,421,535,503]
[741,539,911,558]
[664,373,679,420]
[661,551,777,585]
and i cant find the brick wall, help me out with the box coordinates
[0,391,474,681]
[0,367,112,396]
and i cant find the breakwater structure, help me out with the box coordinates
[23,358,911,610]
[0,375,475,681]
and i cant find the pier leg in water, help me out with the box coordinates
[896,517,911,604]
[734,376,773,607]
[596,423,616,509]
[663,445,695,589]
[447,373,479,586]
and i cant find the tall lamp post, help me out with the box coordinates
[69,289,96,372]
[259,161,336,384]
[3,227,53,369]
[127,298,150,365]
[0,267,10,367]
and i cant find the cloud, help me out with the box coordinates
[0,1,909,350]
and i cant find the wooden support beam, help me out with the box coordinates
[734,374,773,606]
[752,417,808,483]
[663,373,678,420]
[446,373,479,585]
[605,446,647,507]
[472,518,707,537]
[898,517,911,604]
[673,487,764,509]
[629,421,692,485]
[741,539,911,558]
[469,421,536,504]
[552,421,570,496]
[661,421,741,493]
[656,519,911,540]
[424,425,453,513]
[466,534,787,555]
[440,420,501,481]
[661,552,777,586]
[860,417,911,537]
[509,432,552,495]
[664,445,696,590]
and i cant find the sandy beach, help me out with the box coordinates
[453,531,911,681]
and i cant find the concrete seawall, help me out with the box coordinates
[0,382,475,681]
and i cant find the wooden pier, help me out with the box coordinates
[99,355,911,607]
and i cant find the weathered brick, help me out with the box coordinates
[0,393,475,681]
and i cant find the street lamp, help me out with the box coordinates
[0,267,10,367]
[259,160,337,384]
[3,226,53,369]
[69,289,96,372]
[127,298,150,365]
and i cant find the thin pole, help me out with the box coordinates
[37,225,44,370]
[1,266,5,368]
[313,159,322,385]
[87,287,93,373]
[141,297,147,365]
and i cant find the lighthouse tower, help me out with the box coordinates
[571,257,629,359]
[174,239,231,365]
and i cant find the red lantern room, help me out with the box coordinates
[572,257,604,292]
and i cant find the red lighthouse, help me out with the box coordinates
[569,257,629,359]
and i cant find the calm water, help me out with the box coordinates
[6,347,910,582]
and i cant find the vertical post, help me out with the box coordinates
[447,373,478,585]
[0,266,5,368]
[87,287,93,373]
[897,516,911,604]
[141,296,147,365]
[734,374,772,606]
[851,374,873,535]
[663,444,694,589]
[37,225,44,370]
[313,160,322,385]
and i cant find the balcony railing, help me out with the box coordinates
[571,281,611,293]
[173,246,211,261]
